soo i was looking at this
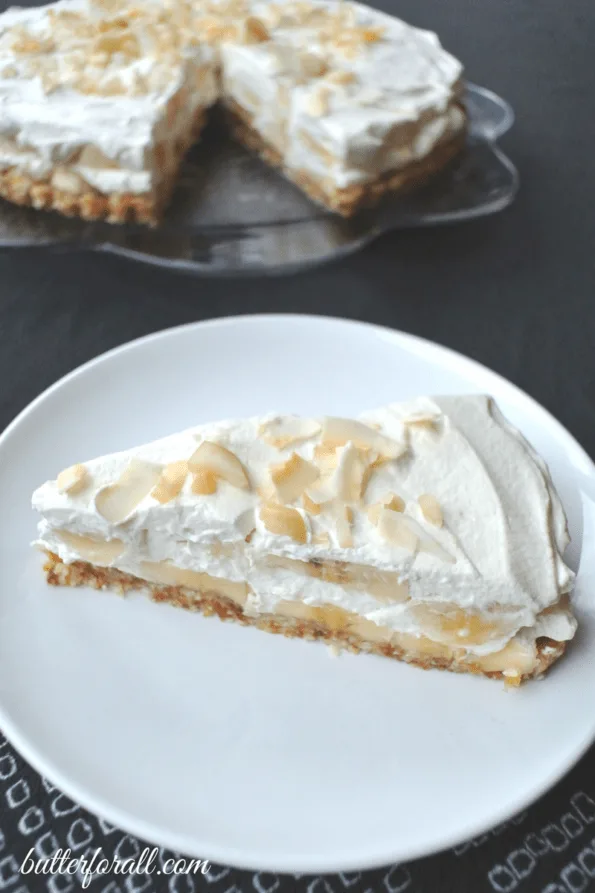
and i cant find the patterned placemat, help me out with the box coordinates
[0,729,593,893]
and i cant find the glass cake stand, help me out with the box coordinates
[0,83,518,276]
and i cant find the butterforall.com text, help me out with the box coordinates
[21,845,211,888]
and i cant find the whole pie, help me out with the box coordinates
[0,0,465,223]
[32,395,577,685]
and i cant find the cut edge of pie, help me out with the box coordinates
[43,551,566,687]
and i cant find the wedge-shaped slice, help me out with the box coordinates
[32,396,577,685]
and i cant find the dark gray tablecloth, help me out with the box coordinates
[1,0,594,890]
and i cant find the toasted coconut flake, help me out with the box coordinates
[419,493,443,527]
[406,416,439,430]
[302,492,322,515]
[301,52,328,78]
[191,469,217,495]
[95,459,162,524]
[376,508,418,553]
[57,529,125,564]
[312,531,331,547]
[331,501,353,548]
[334,444,368,502]
[367,492,405,524]
[260,502,308,544]
[367,503,383,525]
[270,452,320,503]
[385,493,405,512]
[398,514,455,563]
[188,441,250,490]
[361,26,385,42]
[57,463,89,495]
[313,442,338,473]
[244,15,269,43]
[321,416,406,459]
[151,460,188,504]
[325,69,355,86]
[306,87,329,116]
[258,416,321,449]
[309,443,368,504]
[391,401,442,430]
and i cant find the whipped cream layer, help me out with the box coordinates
[0,0,463,197]
[32,396,576,657]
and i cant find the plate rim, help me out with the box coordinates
[1,312,594,874]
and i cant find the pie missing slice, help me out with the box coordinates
[0,0,465,223]
[32,395,576,685]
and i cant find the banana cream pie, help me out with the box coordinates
[32,396,576,685]
[0,0,465,223]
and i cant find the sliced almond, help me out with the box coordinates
[258,416,321,449]
[191,469,217,495]
[57,529,125,565]
[151,461,188,504]
[376,509,419,553]
[260,502,308,544]
[270,452,320,504]
[418,493,443,527]
[56,463,89,495]
[95,459,162,524]
[140,560,247,607]
[321,416,406,459]
[188,441,250,490]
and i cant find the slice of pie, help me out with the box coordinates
[32,395,576,685]
[0,0,465,224]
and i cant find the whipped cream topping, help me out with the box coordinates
[0,0,464,196]
[32,395,576,658]
[0,0,218,194]
[230,0,464,187]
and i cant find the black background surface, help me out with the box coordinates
[1,0,594,890]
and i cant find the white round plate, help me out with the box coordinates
[0,314,594,874]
